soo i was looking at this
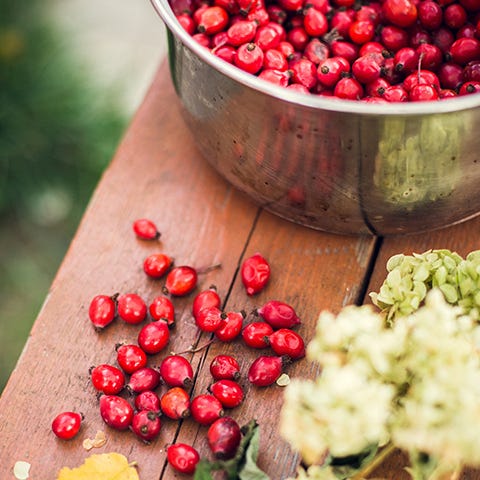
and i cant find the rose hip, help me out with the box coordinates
[127,367,161,394]
[137,320,170,354]
[207,417,242,460]
[131,410,162,442]
[117,293,147,325]
[248,355,288,387]
[256,299,301,329]
[99,395,134,430]
[160,355,194,388]
[190,394,224,425]
[241,252,271,295]
[88,294,117,329]
[133,218,160,240]
[209,379,244,408]
[52,411,83,440]
[164,265,198,296]
[143,253,172,279]
[242,321,274,348]
[135,390,161,412]
[266,328,306,359]
[210,354,241,380]
[160,387,191,419]
[167,443,200,474]
[149,296,175,325]
[192,286,221,318]
[90,364,125,395]
[195,305,224,332]
[116,343,148,374]
[215,311,244,342]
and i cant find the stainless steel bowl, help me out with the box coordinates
[150,0,480,235]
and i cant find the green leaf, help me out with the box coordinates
[239,423,270,480]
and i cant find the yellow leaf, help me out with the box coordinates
[57,452,139,480]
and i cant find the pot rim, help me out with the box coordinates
[150,0,480,116]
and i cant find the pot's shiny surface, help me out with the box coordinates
[151,0,480,235]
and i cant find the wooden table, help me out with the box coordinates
[1,62,479,480]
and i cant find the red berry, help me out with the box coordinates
[164,265,198,296]
[380,25,409,52]
[290,58,318,90]
[241,253,271,295]
[248,355,287,387]
[135,390,161,412]
[90,364,125,395]
[393,47,419,75]
[138,320,170,354]
[160,387,191,419]
[438,62,464,89]
[330,40,359,63]
[449,37,480,65]
[383,84,409,102]
[167,443,200,474]
[176,13,196,35]
[210,354,241,380]
[192,286,222,319]
[263,48,289,70]
[207,417,242,460]
[403,69,440,91]
[459,80,480,94]
[259,68,291,87]
[256,299,301,329]
[215,311,244,342]
[255,24,282,51]
[266,328,306,359]
[382,0,418,28]
[416,43,443,71]
[88,294,117,329]
[116,344,148,374]
[304,38,330,65]
[143,253,172,279]
[234,43,265,74]
[227,20,257,46]
[349,20,375,45]
[352,54,382,84]
[127,367,161,393]
[190,394,224,425]
[334,76,364,100]
[117,293,147,325]
[131,410,162,442]
[418,1,443,30]
[149,296,175,325]
[242,321,274,348]
[317,57,350,88]
[303,7,328,37]
[52,411,83,440]
[209,379,244,408]
[444,4,468,30]
[133,218,160,240]
[160,355,194,388]
[198,6,229,34]
[409,83,440,101]
[99,395,134,430]
[195,305,224,332]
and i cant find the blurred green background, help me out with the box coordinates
[0,0,163,392]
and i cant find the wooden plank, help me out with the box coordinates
[365,217,480,479]
[0,61,378,480]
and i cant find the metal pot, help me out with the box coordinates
[150,0,480,235]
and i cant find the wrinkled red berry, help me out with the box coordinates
[266,328,306,359]
[256,299,301,329]
[215,311,244,342]
[195,305,224,332]
[131,410,162,442]
[248,355,288,387]
[242,321,274,348]
[210,354,241,380]
[241,253,271,295]
[135,390,161,412]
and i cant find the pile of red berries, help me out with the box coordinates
[51,218,306,476]
[171,0,480,101]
